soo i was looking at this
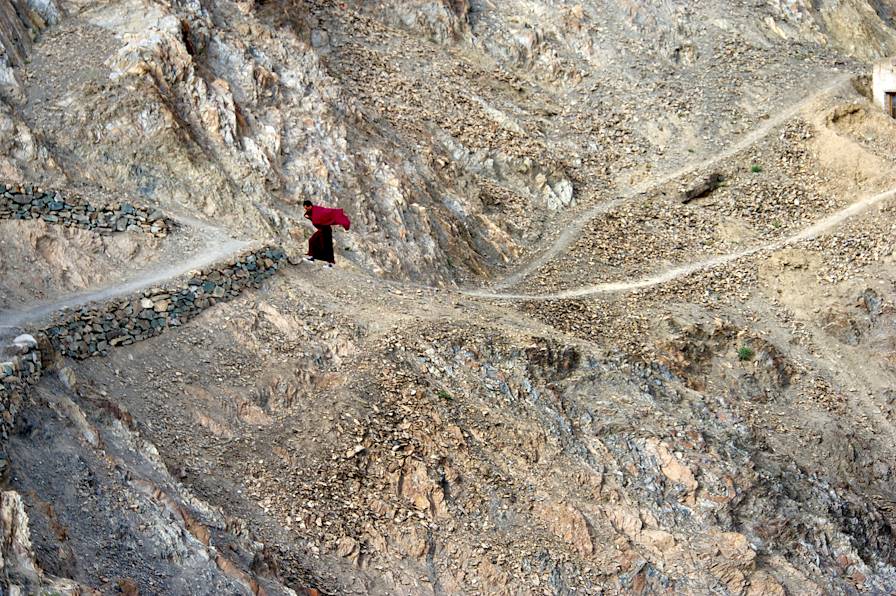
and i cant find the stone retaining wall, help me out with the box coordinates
[44,247,287,359]
[0,183,172,237]
[0,246,288,439]
[0,336,42,442]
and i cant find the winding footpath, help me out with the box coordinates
[489,74,853,291]
[1,72,885,335]
[465,186,896,301]
[0,217,253,338]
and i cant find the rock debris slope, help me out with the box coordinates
[1,0,896,594]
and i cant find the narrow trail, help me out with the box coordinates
[464,186,896,301]
[0,227,252,336]
[6,175,884,332]
[490,74,853,291]
[0,74,866,338]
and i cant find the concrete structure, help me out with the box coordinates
[873,57,896,118]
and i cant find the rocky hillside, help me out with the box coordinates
[1,0,896,594]
[0,0,893,283]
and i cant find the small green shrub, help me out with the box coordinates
[750,164,763,173]
[437,389,452,401]
[738,346,755,361]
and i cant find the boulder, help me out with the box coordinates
[12,334,37,350]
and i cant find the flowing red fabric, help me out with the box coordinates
[310,206,351,230]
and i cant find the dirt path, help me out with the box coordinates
[0,229,252,337]
[6,175,885,332]
[489,74,853,291]
[0,75,861,337]
[465,186,896,301]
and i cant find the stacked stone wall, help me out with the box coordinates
[0,184,172,237]
[44,247,286,359]
[0,338,42,442]
[0,246,288,439]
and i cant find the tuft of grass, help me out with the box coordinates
[437,389,452,401]
[750,164,763,173]
[771,219,782,229]
[738,346,755,361]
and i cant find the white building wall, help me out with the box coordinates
[873,58,896,114]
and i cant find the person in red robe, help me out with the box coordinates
[303,200,351,268]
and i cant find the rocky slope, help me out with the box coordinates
[1,0,896,594]
[4,0,892,282]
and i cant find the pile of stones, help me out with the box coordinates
[0,335,42,442]
[0,183,172,237]
[44,247,287,359]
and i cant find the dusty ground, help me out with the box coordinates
[2,0,896,594]
[12,221,896,593]
[500,85,896,294]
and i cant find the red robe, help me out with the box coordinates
[306,206,350,264]
[310,206,351,230]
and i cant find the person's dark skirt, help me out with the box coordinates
[308,224,335,263]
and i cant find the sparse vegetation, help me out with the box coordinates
[437,389,452,400]
[738,346,755,361]
[751,164,763,173]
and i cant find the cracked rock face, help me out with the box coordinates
[2,0,896,594]
[0,490,99,594]
[371,0,471,43]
